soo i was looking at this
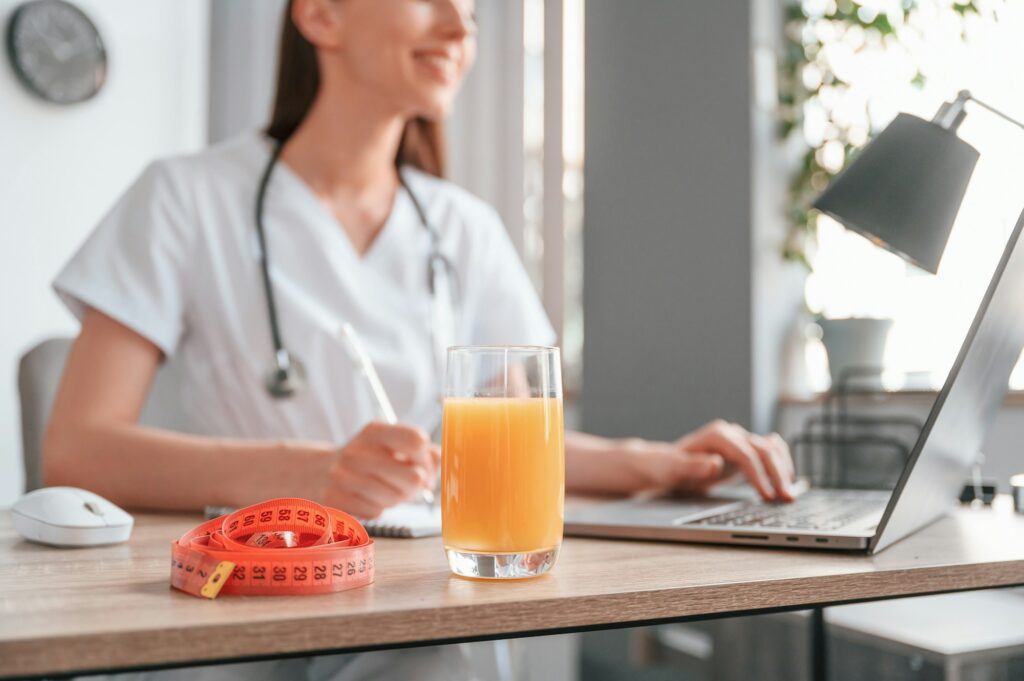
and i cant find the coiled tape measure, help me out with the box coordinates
[171,498,374,599]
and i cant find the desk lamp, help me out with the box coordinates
[813,90,1024,273]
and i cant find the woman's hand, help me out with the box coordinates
[565,421,796,501]
[323,422,441,519]
[673,419,796,501]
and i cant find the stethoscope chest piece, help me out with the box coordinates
[265,348,306,399]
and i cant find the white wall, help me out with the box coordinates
[0,0,209,506]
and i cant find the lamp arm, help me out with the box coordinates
[967,94,1024,133]
[933,89,1024,133]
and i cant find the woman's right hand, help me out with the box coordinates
[323,422,440,519]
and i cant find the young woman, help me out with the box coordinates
[44,1,794,677]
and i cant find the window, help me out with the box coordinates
[449,0,586,397]
[791,0,1024,391]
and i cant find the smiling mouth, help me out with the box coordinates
[414,52,458,82]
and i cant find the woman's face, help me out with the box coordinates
[316,0,477,120]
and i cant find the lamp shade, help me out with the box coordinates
[812,113,979,274]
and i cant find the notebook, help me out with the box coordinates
[363,502,442,538]
[203,502,442,539]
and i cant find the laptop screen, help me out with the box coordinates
[871,208,1024,552]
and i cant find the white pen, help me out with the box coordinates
[339,323,435,506]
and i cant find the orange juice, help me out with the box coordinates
[442,397,564,554]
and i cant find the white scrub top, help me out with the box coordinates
[54,131,555,445]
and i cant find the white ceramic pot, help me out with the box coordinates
[817,317,894,390]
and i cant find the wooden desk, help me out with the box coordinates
[3,498,1024,679]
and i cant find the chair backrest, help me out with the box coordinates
[17,337,188,492]
[791,368,924,490]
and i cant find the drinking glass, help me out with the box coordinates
[442,346,564,579]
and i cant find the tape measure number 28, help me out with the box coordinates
[171,498,374,599]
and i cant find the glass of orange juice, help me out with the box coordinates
[442,346,564,579]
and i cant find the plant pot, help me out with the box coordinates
[817,317,894,390]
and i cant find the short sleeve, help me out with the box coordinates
[53,161,193,356]
[463,207,557,347]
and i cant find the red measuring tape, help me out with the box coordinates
[170,498,374,599]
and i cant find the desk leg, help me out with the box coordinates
[811,607,827,681]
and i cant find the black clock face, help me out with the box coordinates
[6,0,107,105]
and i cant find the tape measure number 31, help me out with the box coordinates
[171,498,374,599]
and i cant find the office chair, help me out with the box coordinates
[17,337,187,491]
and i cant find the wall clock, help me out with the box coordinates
[6,0,107,104]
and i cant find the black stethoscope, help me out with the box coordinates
[255,140,459,399]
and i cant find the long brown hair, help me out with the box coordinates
[266,1,447,177]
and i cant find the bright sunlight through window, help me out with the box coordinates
[801,0,1024,391]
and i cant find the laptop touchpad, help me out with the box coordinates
[566,496,735,527]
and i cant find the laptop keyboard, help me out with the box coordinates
[688,490,889,531]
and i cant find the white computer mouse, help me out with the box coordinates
[12,486,134,547]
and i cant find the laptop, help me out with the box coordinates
[566,208,1024,554]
